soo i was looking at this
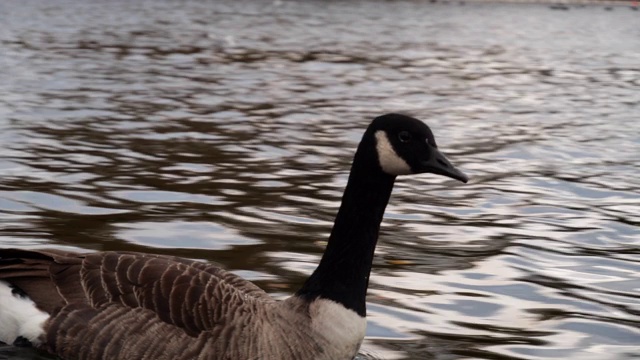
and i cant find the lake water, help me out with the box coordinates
[0,1,639,359]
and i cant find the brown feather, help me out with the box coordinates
[0,248,340,359]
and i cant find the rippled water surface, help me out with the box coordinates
[1,1,639,359]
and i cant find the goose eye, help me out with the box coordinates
[398,131,412,143]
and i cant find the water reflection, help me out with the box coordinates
[1,1,639,359]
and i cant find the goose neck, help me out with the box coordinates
[297,162,395,316]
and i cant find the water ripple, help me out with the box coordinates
[1,1,639,359]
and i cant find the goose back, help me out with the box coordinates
[0,249,355,359]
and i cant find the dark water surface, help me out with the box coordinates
[1,1,639,359]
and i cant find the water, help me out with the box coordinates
[1,0,639,359]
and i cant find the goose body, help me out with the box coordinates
[0,113,467,360]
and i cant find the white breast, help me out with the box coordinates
[309,299,367,358]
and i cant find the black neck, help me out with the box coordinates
[296,149,396,316]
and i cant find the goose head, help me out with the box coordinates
[364,113,468,182]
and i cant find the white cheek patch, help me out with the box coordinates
[374,131,412,175]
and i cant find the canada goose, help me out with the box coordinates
[0,113,468,360]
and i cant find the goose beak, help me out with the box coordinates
[421,148,468,183]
